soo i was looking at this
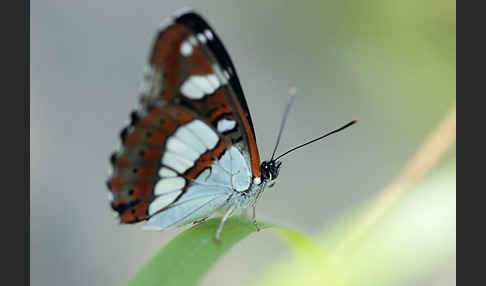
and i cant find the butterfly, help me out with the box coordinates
[106,9,356,241]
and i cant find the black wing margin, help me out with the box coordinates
[175,11,256,136]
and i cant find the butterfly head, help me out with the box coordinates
[260,160,282,188]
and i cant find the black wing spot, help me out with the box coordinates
[130,111,140,126]
[120,127,129,143]
[110,152,117,166]
[111,199,140,213]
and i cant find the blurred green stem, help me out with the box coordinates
[331,105,456,256]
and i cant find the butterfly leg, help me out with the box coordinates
[250,186,265,232]
[193,217,208,225]
[252,205,261,232]
[215,203,237,243]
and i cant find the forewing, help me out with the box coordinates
[141,10,261,179]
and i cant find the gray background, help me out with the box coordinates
[31,1,455,285]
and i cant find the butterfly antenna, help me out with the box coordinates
[270,95,296,161]
[275,120,358,161]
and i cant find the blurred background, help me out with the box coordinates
[30,1,456,286]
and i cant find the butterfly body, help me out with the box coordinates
[107,10,279,239]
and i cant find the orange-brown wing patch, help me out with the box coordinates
[150,24,191,92]
[232,95,261,178]
[120,201,150,223]
[108,105,197,223]
[184,139,227,179]
[149,25,215,103]
[188,46,213,75]
[107,175,123,192]
[205,88,233,123]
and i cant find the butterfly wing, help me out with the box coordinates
[142,11,261,178]
[107,10,261,227]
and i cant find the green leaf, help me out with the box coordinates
[127,216,319,286]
